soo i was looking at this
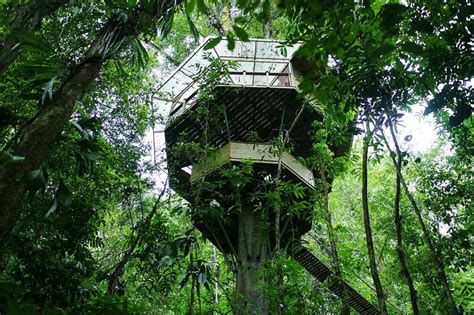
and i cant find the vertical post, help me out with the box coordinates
[288,62,294,87]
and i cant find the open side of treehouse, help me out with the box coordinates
[155,38,379,314]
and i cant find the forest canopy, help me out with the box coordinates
[0,0,472,314]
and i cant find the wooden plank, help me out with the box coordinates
[189,142,315,188]
[228,143,315,188]
[191,143,231,182]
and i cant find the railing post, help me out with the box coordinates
[288,62,295,87]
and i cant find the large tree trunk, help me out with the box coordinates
[362,118,388,314]
[0,0,69,73]
[0,0,181,241]
[0,58,102,239]
[236,206,269,314]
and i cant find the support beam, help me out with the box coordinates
[236,206,270,314]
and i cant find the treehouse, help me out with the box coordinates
[155,38,379,314]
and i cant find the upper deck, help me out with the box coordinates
[155,38,303,121]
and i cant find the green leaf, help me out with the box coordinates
[233,16,248,25]
[186,14,200,41]
[57,182,72,206]
[0,152,25,166]
[379,3,407,30]
[322,34,339,54]
[237,0,250,8]
[196,0,206,14]
[233,25,249,41]
[198,273,207,284]
[314,87,330,104]
[72,121,90,140]
[185,0,196,16]
[83,152,101,161]
[204,37,222,50]
[41,77,56,104]
[402,42,424,56]
[17,169,43,183]
[369,44,395,61]
[158,12,174,38]
[45,199,57,217]
[134,38,149,69]
[227,34,236,50]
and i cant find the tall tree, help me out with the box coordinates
[361,110,388,314]
[0,0,182,240]
[381,114,459,315]
[383,109,420,314]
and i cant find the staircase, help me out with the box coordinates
[291,246,380,314]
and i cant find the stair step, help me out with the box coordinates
[290,245,380,315]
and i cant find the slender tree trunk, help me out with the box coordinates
[107,188,166,295]
[0,0,69,73]
[0,0,181,241]
[383,115,458,315]
[383,113,420,314]
[319,167,350,315]
[189,250,195,315]
[263,16,273,39]
[362,117,388,314]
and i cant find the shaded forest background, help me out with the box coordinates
[0,0,472,314]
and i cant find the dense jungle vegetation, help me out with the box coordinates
[0,0,472,314]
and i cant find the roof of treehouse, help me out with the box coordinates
[155,37,302,119]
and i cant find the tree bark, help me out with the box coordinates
[0,0,182,241]
[0,0,69,73]
[236,206,269,314]
[362,117,388,314]
[383,116,459,315]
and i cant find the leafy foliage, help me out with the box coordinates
[0,0,471,313]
